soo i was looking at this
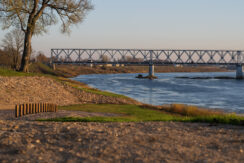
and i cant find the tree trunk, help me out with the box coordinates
[19,30,32,72]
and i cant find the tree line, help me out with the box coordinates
[0,29,49,69]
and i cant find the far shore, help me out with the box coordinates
[46,64,229,78]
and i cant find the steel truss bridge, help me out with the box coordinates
[51,49,244,78]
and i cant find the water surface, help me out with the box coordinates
[73,72,244,113]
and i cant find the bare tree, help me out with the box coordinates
[2,29,24,69]
[124,56,144,62]
[36,51,50,63]
[101,55,110,62]
[0,0,93,72]
[0,49,12,67]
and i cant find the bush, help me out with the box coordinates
[0,49,13,67]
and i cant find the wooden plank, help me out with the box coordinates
[29,103,32,114]
[35,103,38,113]
[15,105,19,117]
[19,104,23,117]
[40,103,42,112]
[32,103,35,114]
[23,104,26,115]
[38,103,40,113]
[26,104,29,115]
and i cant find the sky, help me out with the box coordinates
[0,0,244,57]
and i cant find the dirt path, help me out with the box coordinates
[0,109,119,121]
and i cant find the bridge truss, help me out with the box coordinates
[51,49,244,65]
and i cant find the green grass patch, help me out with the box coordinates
[40,104,244,125]
[58,104,178,121]
[0,63,64,78]
[0,67,62,82]
[0,68,36,77]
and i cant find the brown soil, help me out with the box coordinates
[0,76,139,110]
[0,112,243,162]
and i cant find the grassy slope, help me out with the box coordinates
[40,104,244,126]
[0,64,129,99]
[30,63,130,99]
[40,104,180,122]
[0,68,36,77]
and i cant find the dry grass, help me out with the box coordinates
[160,104,223,117]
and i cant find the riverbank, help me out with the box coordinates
[0,67,243,162]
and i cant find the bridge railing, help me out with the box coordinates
[51,49,244,65]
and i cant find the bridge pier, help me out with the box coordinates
[236,65,243,79]
[52,63,56,70]
[149,64,155,77]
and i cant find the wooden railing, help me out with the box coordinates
[15,103,58,117]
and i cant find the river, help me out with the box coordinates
[73,72,244,113]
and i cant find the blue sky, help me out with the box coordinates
[0,0,244,56]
